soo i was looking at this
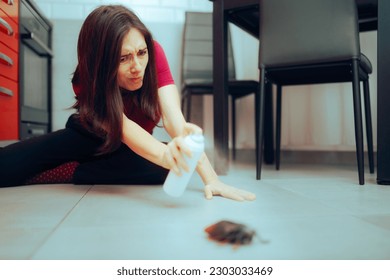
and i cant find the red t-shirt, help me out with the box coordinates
[154,41,175,88]
[72,40,174,134]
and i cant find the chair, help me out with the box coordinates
[256,0,374,185]
[181,12,259,159]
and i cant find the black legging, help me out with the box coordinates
[0,114,168,187]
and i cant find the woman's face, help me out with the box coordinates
[117,28,149,91]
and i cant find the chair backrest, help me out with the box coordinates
[259,0,360,68]
[181,12,236,85]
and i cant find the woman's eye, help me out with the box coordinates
[138,49,148,57]
[120,54,130,63]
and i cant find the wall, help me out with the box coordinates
[33,0,377,152]
[219,27,378,152]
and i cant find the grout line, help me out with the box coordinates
[27,185,94,259]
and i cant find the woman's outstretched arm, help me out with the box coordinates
[158,84,256,201]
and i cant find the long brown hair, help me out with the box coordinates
[72,5,160,154]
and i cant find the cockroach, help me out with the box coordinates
[204,220,258,245]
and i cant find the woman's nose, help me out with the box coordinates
[130,57,141,73]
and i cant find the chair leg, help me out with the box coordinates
[263,82,275,164]
[255,87,259,168]
[181,90,191,121]
[275,85,282,170]
[232,96,237,160]
[186,93,192,121]
[352,60,365,185]
[181,92,186,116]
[256,69,266,180]
[363,79,375,174]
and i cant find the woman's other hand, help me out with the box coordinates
[204,179,256,202]
[182,122,202,136]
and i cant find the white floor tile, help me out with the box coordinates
[1,162,390,260]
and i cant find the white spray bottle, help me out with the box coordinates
[163,134,205,197]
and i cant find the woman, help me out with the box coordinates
[0,5,255,201]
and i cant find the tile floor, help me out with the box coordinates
[1,160,390,260]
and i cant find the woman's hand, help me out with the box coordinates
[204,179,256,201]
[162,136,190,175]
[182,122,202,136]
[161,122,203,175]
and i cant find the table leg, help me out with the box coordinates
[213,0,229,175]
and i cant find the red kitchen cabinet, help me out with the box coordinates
[0,41,18,81]
[0,75,18,139]
[1,0,18,21]
[0,0,19,140]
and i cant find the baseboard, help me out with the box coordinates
[232,149,376,166]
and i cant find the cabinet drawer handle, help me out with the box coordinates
[0,86,13,96]
[0,17,14,36]
[0,52,13,66]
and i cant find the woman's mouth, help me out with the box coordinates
[130,77,142,83]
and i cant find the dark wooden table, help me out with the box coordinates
[210,0,389,184]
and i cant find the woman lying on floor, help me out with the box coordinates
[0,5,255,202]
